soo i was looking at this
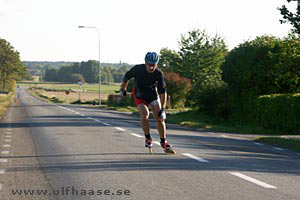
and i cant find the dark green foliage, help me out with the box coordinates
[222,35,300,96]
[70,74,85,83]
[43,61,131,83]
[233,93,300,132]
[0,38,29,90]
[278,0,300,35]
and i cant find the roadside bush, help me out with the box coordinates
[232,93,300,133]
[164,71,191,108]
[222,35,300,96]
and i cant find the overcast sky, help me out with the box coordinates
[0,0,295,64]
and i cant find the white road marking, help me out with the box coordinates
[115,127,125,131]
[94,119,101,122]
[130,133,143,138]
[0,159,8,163]
[221,135,243,140]
[1,151,9,155]
[3,144,10,148]
[254,142,263,145]
[0,169,5,174]
[273,147,284,151]
[230,172,277,189]
[4,139,11,142]
[103,123,110,126]
[80,114,85,116]
[5,135,12,138]
[87,117,93,120]
[6,129,11,131]
[182,153,210,163]
[75,112,80,115]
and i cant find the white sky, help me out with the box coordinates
[0,0,295,64]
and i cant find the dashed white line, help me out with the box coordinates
[6,129,11,131]
[3,144,10,148]
[273,147,284,151]
[94,119,101,122]
[221,135,243,140]
[254,142,263,145]
[0,159,7,163]
[230,172,277,189]
[182,153,210,163]
[103,123,110,126]
[87,117,93,120]
[115,127,125,131]
[4,139,11,142]
[80,114,85,116]
[130,133,143,138]
[5,135,12,138]
[1,151,9,155]
[0,169,5,174]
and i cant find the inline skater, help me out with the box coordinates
[120,52,175,154]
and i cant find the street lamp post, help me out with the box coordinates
[78,26,101,106]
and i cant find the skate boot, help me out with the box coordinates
[145,138,153,154]
[161,141,176,154]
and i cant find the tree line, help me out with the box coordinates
[43,61,132,84]
[0,38,30,91]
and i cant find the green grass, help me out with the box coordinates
[167,110,284,135]
[254,137,300,151]
[0,92,16,118]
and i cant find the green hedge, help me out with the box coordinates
[234,93,300,133]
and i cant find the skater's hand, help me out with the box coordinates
[120,88,127,96]
[158,107,166,120]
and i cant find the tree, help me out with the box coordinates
[177,29,228,110]
[0,38,29,90]
[177,29,228,84]
[70,74,85,83]
[279,0,300,34]
[222,35,300,96]
[44,68,58,82]
[158,48,181,72]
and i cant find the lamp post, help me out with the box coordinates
[78,26,101,106]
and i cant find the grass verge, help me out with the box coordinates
[0,92,16,118]
[166,110,284,135]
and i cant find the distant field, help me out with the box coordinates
[18,82,120,93]
[18,82,121,103]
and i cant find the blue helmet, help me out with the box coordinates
[145,52,159,64]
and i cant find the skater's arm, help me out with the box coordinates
[121,81,128,90]
[159,92,167,109]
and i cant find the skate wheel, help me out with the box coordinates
[148,147,153,155]
[165,149,176,155]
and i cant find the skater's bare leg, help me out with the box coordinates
[137,104,150,136]
[151,103,166,138]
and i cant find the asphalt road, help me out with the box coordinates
[0,87,300,200]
